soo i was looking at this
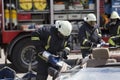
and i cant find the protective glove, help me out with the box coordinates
[98,40,109,47]
[97,41,106,47]
[60,47,70,59]
[85,40,96,47]
[91,42,97,47]
[97,44,101,47]
[100,41,106,45]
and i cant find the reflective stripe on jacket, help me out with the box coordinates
[78,22,102,49]
[31,26,70,55]
[106,20,120,36]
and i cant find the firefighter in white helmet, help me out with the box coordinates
[106,11,120,47]
[31,20,72,80]
[78,13,104,58]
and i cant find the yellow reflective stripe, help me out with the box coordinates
[31,37,40,40]
[96,29,99,33]
[115,35,120,38]
[86,31,89,39]
[38,54,47,62]
[111,36,115,38]
[117,26,120,34]
[45,36,51,50]
[96,29,102,37]
[83,39,88,45]
[108,37,115,46]
[64,41,67,47]
[98,34,102,37]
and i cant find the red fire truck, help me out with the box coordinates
[0,0,44,72]
[0,0,100,72]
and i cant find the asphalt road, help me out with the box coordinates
[0,49,82,80]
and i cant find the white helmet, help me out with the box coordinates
[110,11,120,19]
[84,13,96,21]
[55,20,72,36]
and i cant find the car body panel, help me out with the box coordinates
[56,67,120,80]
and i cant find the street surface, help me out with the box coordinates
[0,49,82,80]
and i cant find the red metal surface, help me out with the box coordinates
[0,16,1,29]
[2,31,22,44]
[0,0,2,13]
[102,36,110,43]
[100,0,105,14]
[17,13,31,20]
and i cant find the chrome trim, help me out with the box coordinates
[97,0,100,26]
[1,0,5,31]
[50,0,54,25]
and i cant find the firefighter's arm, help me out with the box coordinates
[78,26,96,47]
[117,25,120,35]
[60,47,70,59]
[96,27,102,38]
[105,22,111,29]
[82,39,97,47]
[31,27,47,52]
[78,26,86,44]
[64,36,71,54]
[60,37,71,59]
[110,25,120,44]
[96,27,104,44]
[38,51,61,68]
[94,27,106,46]
[31,31,44,53]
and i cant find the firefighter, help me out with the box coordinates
[31,20,72,80]
[78,13,104,58]
[106,11,120,47]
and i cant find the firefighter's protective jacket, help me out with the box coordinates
[78,22,102,49]
[106,20,120,36]
[31,26,71,55]
[106,20,120,46]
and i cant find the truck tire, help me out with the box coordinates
[12,37,37,72]
[0,47,1,58]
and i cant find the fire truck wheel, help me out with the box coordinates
[0,47,1,58]
[11,37,37,72]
